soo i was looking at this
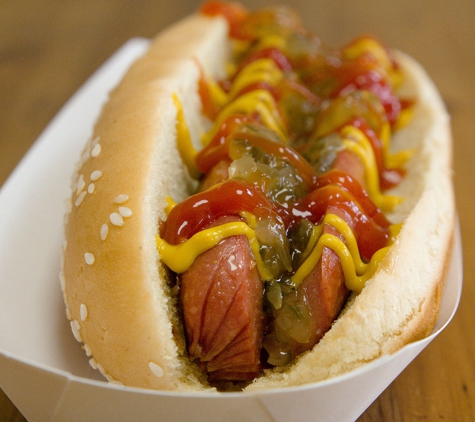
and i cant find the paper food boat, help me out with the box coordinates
[0,38,462,422]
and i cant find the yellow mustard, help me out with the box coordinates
[291,214,396,292]
[227,58,284,100]
[156,213,397,293]
[172,94,201,179]
[201,89,287,145]
[340,125,402,211]
[156,221,274,281]
[164,196,176,216]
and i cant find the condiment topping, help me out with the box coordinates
[157,1,414,382]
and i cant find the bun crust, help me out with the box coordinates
[61,13,454,392]
[62,14,229,391]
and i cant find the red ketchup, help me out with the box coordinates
[160,179,284,244]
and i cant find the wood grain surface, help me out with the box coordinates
[1,1,474,421]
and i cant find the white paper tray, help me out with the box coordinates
[0,38,462,422]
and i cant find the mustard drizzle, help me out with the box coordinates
[156,212,401,293]
[163,32,411,294]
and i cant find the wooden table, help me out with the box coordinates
[1,1,473,420]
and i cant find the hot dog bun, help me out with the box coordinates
[61,14,229,391]
[61,10,454,392]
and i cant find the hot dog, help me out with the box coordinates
[60,1,455,391]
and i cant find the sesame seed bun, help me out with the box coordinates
[61,12,455,392]
[61,13,229,391]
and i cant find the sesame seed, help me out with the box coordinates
[91,143,102,157]
[113,194,129,204]
[65,306,71,321]
[100,223,109,240]
[60,271,66,292]
[80,304,88,321]
[76,174,85,195]
[149,361,164,378]
[84,252,95,265]
[87,183,95,194]
[110,212,124,227]
[70,320,82,342]
[119,206,133,218]
[84,344,92,357]
[89,358,98,370]
[109,380,124,387]
[97,363,106,376]
[90,170,103,181]
[75,191,87,206]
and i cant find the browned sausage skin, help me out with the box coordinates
[180,215,264,381]
[263,207,352,366]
